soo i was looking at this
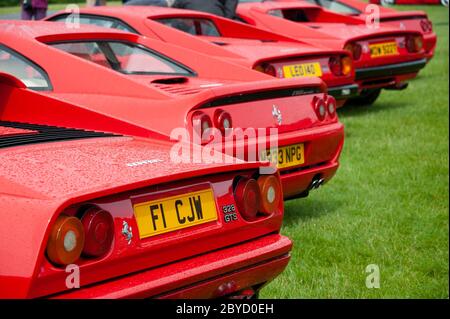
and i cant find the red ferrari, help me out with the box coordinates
[237,1,428,105]
[46,6,358,106]
[0,21,344,200]
[0,73,291,299]
[273,0,438,60]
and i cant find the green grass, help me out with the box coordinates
[262,6,449,299]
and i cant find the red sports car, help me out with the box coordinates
[237,1,428,105]
[46,6,358,106]
[0,72,291,299]
[0,21,344,200]
[275,0,438,60]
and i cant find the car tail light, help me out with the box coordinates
[325,95,337,118]
[81,207,114,258]
[341,56,353,76]
[254,63,277,77]
[257,175,282,215]
[234,178,261,221]
[329,56,353,77]
[46,215,85,266]
[192,112,212,142]
[328,56,342,76]
[344,43,362,60]
[406,35,423,53]
[312,96,326,121]
[214,109,233,135]
[420,19,432,33]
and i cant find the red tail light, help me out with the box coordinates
[328,56,342,76]
[325,95,337,118]
[254,63,277,77]
[344,43,362,61]
[46,215,85,266]
[420,19,432,33]
[81,207,114,258]
[406,35,423,53]
[257,175,282,215]
[214,109,233,135]
[312,96,327,121]
[192,112,212,142]
[234,178,261,221]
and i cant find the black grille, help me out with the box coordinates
[0,121,118,149]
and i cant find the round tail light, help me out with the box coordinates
[420,19,432,33]
[192,112,212,142]
[214,110,233,135]
[234,178,261,221]
[344,43,362,60]
[328,56,342,76]
[81,207,114,258]
[46,215,85,266]
[325,95,337,118]
[312,96,327,121]
[257,175,282,215]
[406,35,423,53]
[341,56,353,76]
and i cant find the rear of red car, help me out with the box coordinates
[180,81,345,199]
[0,113,291,299]
[343,32,427,91]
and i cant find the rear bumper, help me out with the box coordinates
[277,122,344,199]
[328,84,359,101]
[355,59,427,81]
[50,234,292,299]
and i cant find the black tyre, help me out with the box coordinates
[346,88,382,107]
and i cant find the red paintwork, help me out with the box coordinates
[0,79,292,298]
[0,21,345,200]
[284,0,438,60]
[46,6,356,104]
[237,1,428,90]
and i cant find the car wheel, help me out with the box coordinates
[380,0,395,6]
[441,0,449,7]
[346,88,382,107]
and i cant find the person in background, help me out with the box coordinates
[86,0,107,6]
[125,0,175,6]
[172,0,238,19]
[21,0,48,20]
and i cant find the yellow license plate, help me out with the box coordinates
[259,143,305,169]
[369,42,399,58]
[283,62,322,78]
[133,188,218,239]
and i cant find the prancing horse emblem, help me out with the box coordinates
[122,221,133,245]
[272,105,282,125]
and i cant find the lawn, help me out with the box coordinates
[262,5,449,299]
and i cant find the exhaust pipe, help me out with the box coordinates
[309,176,325,191]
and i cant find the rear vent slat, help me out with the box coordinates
[0,121,118,149]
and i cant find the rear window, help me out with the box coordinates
[306,0,361,15]
[0,45,51,91]
[49,41,194,76]
[49,14,139,34]
[156,18,221,36]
